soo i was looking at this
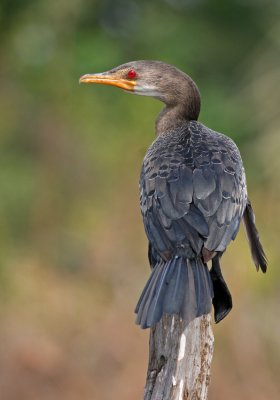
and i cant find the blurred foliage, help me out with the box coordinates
[0,0,280,399]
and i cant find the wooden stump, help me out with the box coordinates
[144,314,214,400]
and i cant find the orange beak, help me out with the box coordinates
[79,73,135,91]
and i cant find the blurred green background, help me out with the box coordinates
[0,0,279,399]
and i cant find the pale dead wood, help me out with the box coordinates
[144,314,214,400]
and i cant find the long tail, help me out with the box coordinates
[135,256,213,329]
[243,200,267,273]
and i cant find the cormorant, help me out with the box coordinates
[80,61,267,329]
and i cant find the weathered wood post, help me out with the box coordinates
[144,314,214,400]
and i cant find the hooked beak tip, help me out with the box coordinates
[79,74,93,84]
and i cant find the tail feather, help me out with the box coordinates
[163,257,186,315]
[135,260,164,327]
[210,256,232,323]
[146,261,171,327]
[193,258,213,315]
[181,260,196,322]
[135,256,213,329]
[243,201,267,273]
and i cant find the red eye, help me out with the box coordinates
[127,69,137,79]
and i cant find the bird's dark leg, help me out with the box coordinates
[210,254,232,323]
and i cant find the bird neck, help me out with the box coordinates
[156,105,187,135]
[155,78,201,136]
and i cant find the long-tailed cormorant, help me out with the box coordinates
[80,61,267,329]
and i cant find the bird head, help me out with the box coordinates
[79,60,200,111]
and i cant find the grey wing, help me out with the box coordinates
[191,127,247,252]
[140,128,247,258]
[140,161,207,258]
[196,154,247,252]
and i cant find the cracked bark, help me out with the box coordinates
[144,314,214,400]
